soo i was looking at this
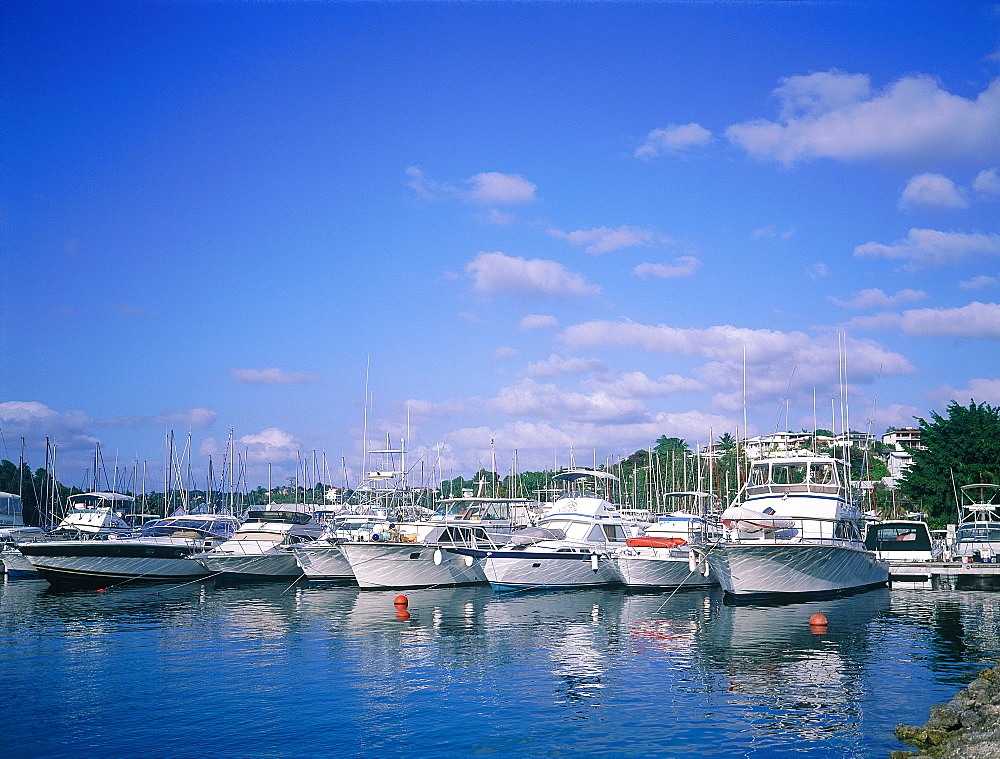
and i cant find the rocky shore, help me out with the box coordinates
[892,662,1000,758]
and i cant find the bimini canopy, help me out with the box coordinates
[71,492,135,502]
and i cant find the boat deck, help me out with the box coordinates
[889,561,1000,577]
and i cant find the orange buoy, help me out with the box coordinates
[395,609,411,621]
[97,588,107,593]
[809,613,828,628]
[393,595,408,607]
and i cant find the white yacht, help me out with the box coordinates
[954,483,1000,562]
[291,513,393,582]
[18,514,240,587]
[456,470,639,591]
[699,452,888,601]
[340,496,538,589]
[57,492,132,534]
[192,505,325,581]
[612,493,719,588]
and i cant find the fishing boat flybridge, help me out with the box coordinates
[699,451,888,601]
[954,483,1000,562]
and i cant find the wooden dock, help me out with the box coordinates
[889,561,1000,577]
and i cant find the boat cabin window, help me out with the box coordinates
[247,510,314,525]
[810,464,835,484]
[957,525,1000,543]
[748,466,767,487]
[601,524,628,542]
[865,524,932,551]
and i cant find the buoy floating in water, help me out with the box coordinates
[809,612,828,630]
[395,609,411,621]
[393,595,408,608]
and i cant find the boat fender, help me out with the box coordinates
[433,548,443,565]
[688,551,698,573]
[463,554,474,568]
[590,553,599,573]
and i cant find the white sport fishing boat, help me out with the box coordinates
[699,452,888,601]
[57,492,132,534]
[192,505,325,581]
[19,514,240,587]
[340,496,538,589]
[612,492,719,588]
[455,470,639,591]
[863,517,942,563]
[953,483,1000,562]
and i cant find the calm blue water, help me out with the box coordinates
[1,576,997,759]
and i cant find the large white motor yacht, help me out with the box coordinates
[340,497,538,589]
[456,470,639,591]
[56,492,132,534]
[192,506,325,581]
[19,514,240,587]
[699,452,888,601]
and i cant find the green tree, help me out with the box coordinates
[654,436,690,456]
[899,400,1000,525]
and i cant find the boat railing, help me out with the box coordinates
[717,514,865,548]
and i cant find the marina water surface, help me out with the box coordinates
[1,578,997,758]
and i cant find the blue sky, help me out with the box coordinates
[3,0,999,491]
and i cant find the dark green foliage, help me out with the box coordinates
[899,401,1000,524]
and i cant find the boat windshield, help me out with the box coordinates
[139,518,237,538]
[747,461,839,490]
[540,519,594,542]
[246,510,314,525]
[957,525,1000,543]
[432,500,512,521]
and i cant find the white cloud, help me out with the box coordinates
[464,251,601,299]
[635,123,712,159]
[753,225,796,239]
[407,166,537,206]
[855,228,1000,270]
[548,225,658,255]
[487,378,648,424]
[493,346,519,359]
[633,256,701,279]
[466,172,537,205]
[931,377,1000,406]
[807,263,830,278]
[899,174,968,211]
[201,427,301,464]
[0,401,97,450]
[402,398,471,421]
[525,355,610,378]
[828,288,927,310]
[974,167,1000,196]
[849,302,1000,339]
[582,371,705,399]
[559,319,914,407]
[726,71,1000,166]
[518,314,558,331]
[230,368,322,385]
[153,408,218,429]
[959,275,999,290]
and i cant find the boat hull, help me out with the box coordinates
[478,549,621,591]
[292,543,355,581]
[1,547,39,577]
[704,542,888,601]
[613,551,715,588]
[19,541,210,586]
[340,542,485,589]
[194,551,304,581]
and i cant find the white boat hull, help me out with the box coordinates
[613,551,715,588]
[340,542,485,589]
[194,551,304,580]
[482,551,621,590]
[1,547,38,576]
[292,543,355,581]
[705,542,888,600]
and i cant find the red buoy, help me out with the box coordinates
[394,595,408,607]
[809,613,828,628]
[396,609,411,621]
